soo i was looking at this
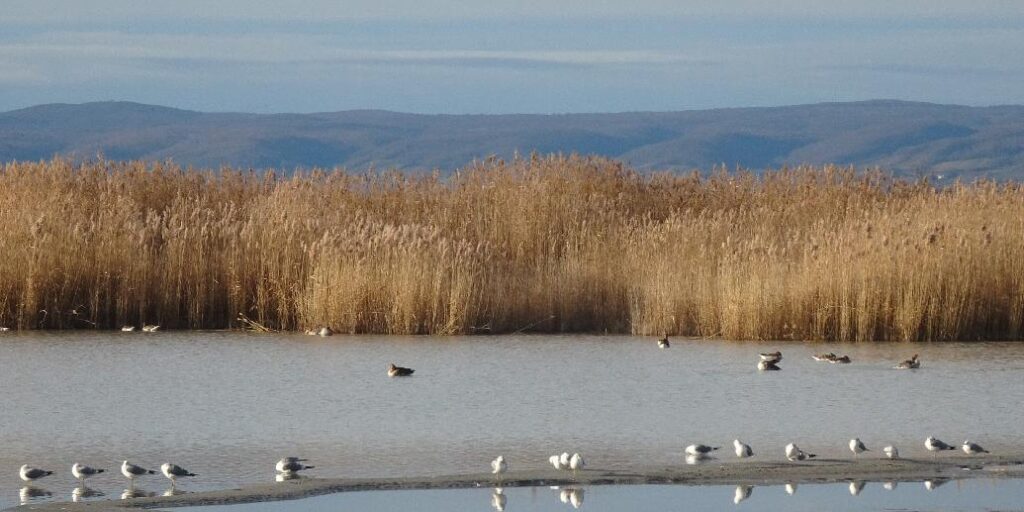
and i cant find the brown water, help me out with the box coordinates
[2,332,1023,508]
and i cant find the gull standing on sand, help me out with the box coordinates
[71,463,105,484]
[925,436,956,455]
[685,444,720,456]
[549,454,568,470]
[569,453,584,475]
[121,461,157,482]
[733,439,753,458]
[161,463,196,486]
[883,446,899,459]
[276,457,314,473]
[19,465,53,482]
[962,440,989,455]
[491,456,507,476]
[849,438,869,458]
[785,443,816,461]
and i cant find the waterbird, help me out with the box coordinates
[883,446,899,459]
[549,455,567,470]
[733,439,753,458]
[121,488,155,499]
[388,363,415,377]
[72,463,105,483]
[849,438,869,458]
[758,359,781,371]
[121,326,135,332]
[685,444,720,456]
[160,463,196,485]
[304,329,317,336]
[830,355,852,364]
[559,452,570,468]
[318,327,333,337]
[141,324,160,332]
[20,465,53,482]
[0,326,11,332]
[962,440,989,455]
[568,488,584,509]
[684,453,710,465]
[276,457,314,473]
[491,456,507,475]
[924,478,949,491]
[849,481,865,496]
[785,443,816,462]
[784,483,797,495]
[121,461,157,481]
[71,485,103,502]
[19,486,51,505]
[491,487,506,511]
[733,485,753,504]
[657,335,670,348]
[883,481,897,490]
[812,352,837,362]
[925,436,956,455]
[759,351,782,362]
[569,453,585,474]
[896,354,920,369]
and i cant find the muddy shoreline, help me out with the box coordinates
[10,455,1024,512]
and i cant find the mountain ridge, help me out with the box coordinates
[2,100,1022,178]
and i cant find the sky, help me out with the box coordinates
[1,1,1023,114]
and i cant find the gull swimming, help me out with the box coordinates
[925,436,956,455]
[276,457,314,473]
[121,326,135,332]
[20,465,53,482]
[785,443,816,461]
[733,485,753,504]
[896,354,920,369]
[658,335,670,348]
[849,438,869,458]
[160,463,196,485]
[685,444,720,456]
[388,363,415,377]
[962,440,989,455]
[883,446,899,459]
[733,439,753,458]
[72,463,105,484]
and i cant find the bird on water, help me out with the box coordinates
[388,363,415,377]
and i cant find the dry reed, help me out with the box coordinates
[1,156,1021,341]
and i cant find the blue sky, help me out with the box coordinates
[1,1,1022,113]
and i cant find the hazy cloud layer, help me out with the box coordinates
[1,2,1022,113]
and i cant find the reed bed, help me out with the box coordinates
[1,156,1022,341]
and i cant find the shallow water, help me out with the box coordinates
[174,479,1024,512]
[2,332,1024,508]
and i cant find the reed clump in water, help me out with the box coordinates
[1,156,1021,341]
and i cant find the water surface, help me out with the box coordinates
[2,332,1023,508]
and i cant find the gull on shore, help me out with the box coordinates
[785,443,816,462]
[276,457,314,473]
[160,463,196,485]
[962,440,989,455]
[491,456,507,476]
[72,463,105,484]
[883,446,899,459]
[849,438,869,458]
[20,465,53,482]
[121,461,157,481]
[549,454,569,470]
[569,453,584,474]
[733,439,753,458]
[925,436,956,455]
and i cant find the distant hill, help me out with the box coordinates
[2,100,1023,178]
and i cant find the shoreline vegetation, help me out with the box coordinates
[9,455,1024,512]
[1,156,1023,341]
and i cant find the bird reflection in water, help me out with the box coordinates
[276,472,307,482]
[784,483,797,495]
[685,453,713,465]
[557,487,584,509]
[491,487,506,511]
[20,486,52,505]
[163,487,187,497]
[849,481,866,496]
[883,481,898,491]
[72,486,104,503]
[924,478,950,491]
[122,488,157,499]
[733,484,753,504]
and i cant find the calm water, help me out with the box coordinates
[2,332,1024,509]
[176,480,1024,512]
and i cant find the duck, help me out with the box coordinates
[388,363,415,377]
[830,355,852,364]
[759,351,782,362]
[812,352,837,362]
[896,354,920,369]
[657,335,670,349]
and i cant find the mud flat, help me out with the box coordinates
[10,455,1024,512]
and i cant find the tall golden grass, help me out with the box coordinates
[1,156,1021,341]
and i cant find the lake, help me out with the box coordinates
[2,332,1024,508]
